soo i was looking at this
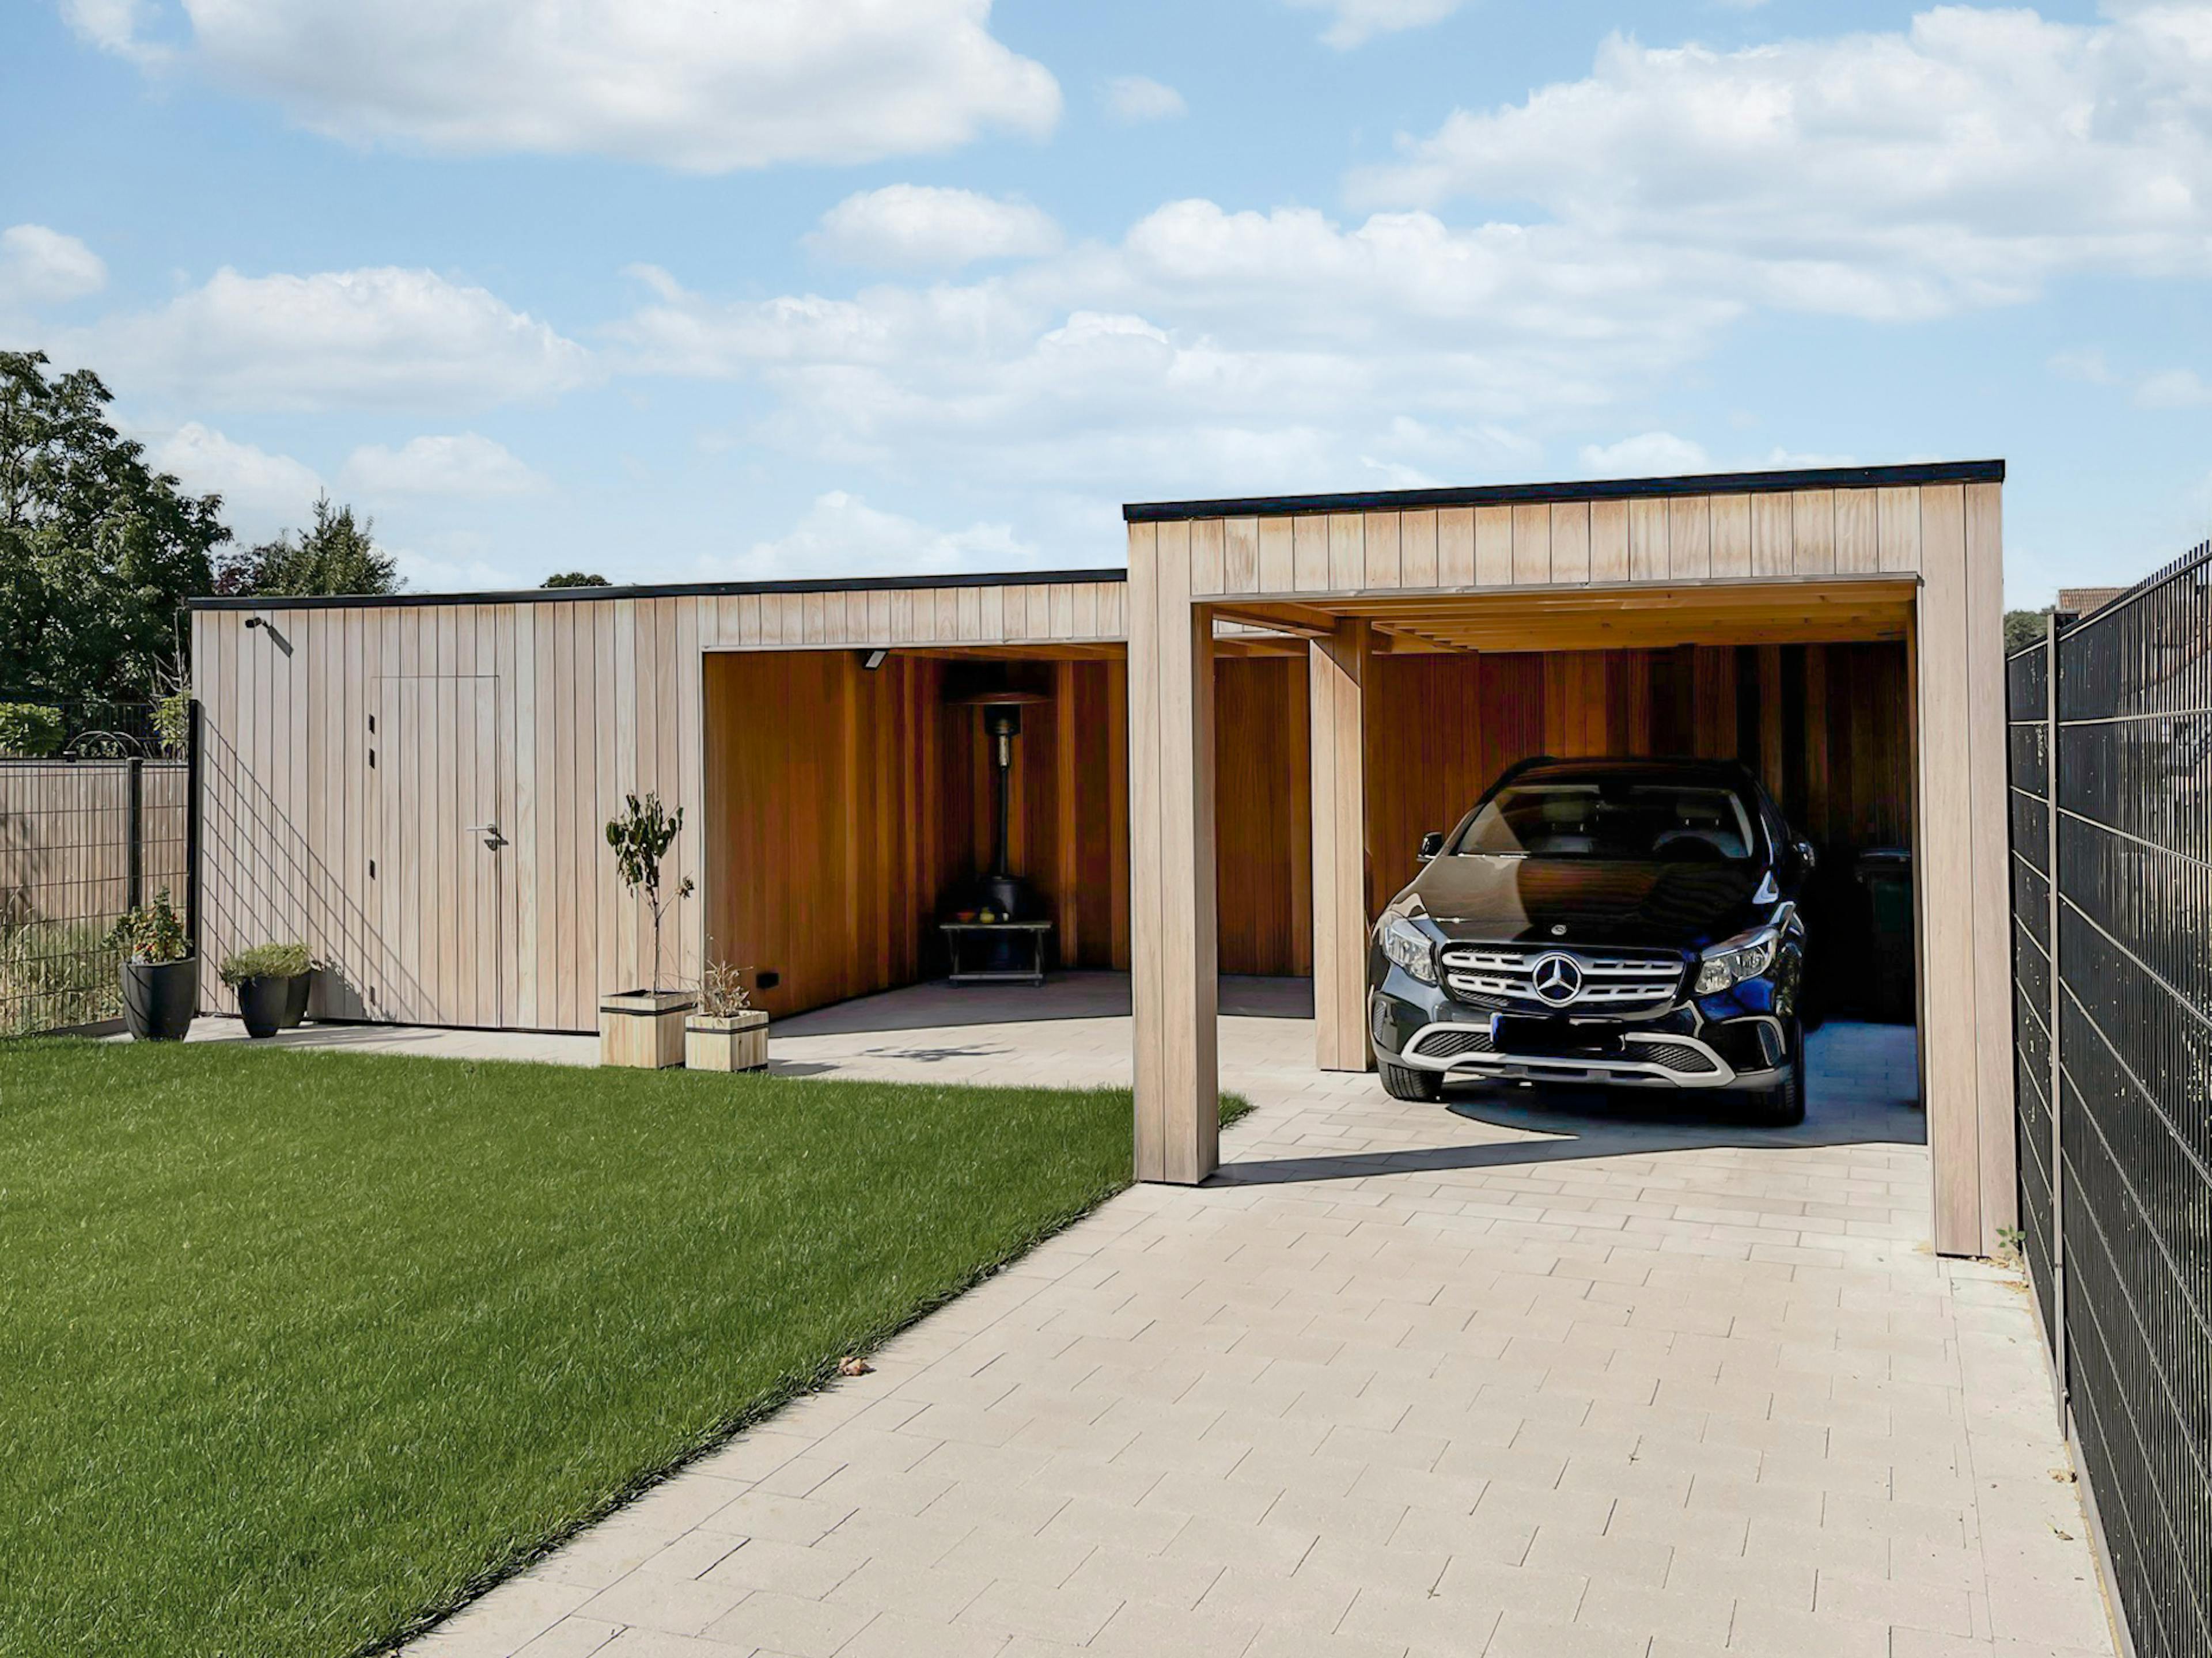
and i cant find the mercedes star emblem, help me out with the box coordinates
[1531,952,1584,1006]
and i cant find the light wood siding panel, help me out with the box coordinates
[1710,494,1752,578]
[1590,500,1630,583]
[1835,488,1878,574]
[1877,485,1922,574]
[1628,498,1668,582]
[1327,513,1363,590]
[1400,509,1438,587]
[1437,507,1475,586]
[1666,496,1711,581]
[1511,503,1551,585]
[1963,482,2015,1246]
[1224,517,1261,594]
[1362,511,1402,589]
[1474,505,1513,587]
[1548,503,1590,583]
[1791,488,1836,575]
[1309,620,1370,1072]
[1751,493,1793,578]
[1292,515,1328,589]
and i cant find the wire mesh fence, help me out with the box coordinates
[2007,540,2211,1658]
[0,698,196,1036]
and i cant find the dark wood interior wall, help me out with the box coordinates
[1215,657,1313,978]
[1363,641,1914,913]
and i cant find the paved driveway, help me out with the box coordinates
[386,980,2113,1658]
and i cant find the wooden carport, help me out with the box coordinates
[1123,461,2016,1257]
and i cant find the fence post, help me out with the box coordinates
[2044,609,2065,1423]
[185,699,203,981]
[126,754,144,911]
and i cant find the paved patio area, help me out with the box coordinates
[210,977,2112,1658]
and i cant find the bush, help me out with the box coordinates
[218,943,312,987]
[0,703,65,758]
[0,920,122,1035]
[111,890,190,965]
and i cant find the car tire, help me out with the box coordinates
[1380,1060,1443,1102]
[1744,1019,1808,1126]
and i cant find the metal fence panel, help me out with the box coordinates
[0,701,195,1035]
[2009,542,2212,1658]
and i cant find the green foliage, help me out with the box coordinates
[0,1041,1245,1657]
[108,888,189,964]
[541,571,610,588]
[217,494,399,598]
[2005,607,2052,654]
[217,943,312,987]
[152,691,191,758]
[605,791,694,992]
[0,701,64,757]
[0,351,229,700]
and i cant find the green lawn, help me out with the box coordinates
[0,1038,1245,1658]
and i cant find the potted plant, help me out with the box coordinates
[219,943,313,1039]
[111,888,195,1041]
[599,791,696,1068]
[686,959,768,1072]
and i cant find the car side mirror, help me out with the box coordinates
[1418,832,1446,862]
[1795,840,1817,874]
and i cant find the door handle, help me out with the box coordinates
[467,823,508,849]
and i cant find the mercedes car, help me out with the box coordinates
[1368,756,1815,1124]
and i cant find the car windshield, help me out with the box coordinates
[1454,781,1760,862]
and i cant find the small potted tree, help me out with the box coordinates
[219,943,313,1038]
[112,888,196,1041]
[600,791,696,1068]
[686,959,768,1072]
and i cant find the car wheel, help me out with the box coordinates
[1380,1060,1443,1102]
[1745,1019,1807,1126]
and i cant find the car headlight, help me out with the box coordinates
[1378,917,1438,985]
[1694,925,1781,995]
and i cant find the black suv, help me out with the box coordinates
[1368,757,1813,1124]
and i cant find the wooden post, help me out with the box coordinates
[1964,481,2018,1246]
[1128,522,1219,1184]
[1310,619,1373,1072]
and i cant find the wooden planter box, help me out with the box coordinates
[685,1010,769,1073]
[599,991,696,1068]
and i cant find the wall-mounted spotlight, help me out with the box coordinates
[244,616,267,629]
[861,648,889,670]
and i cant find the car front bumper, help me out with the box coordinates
[1369,969,1793,1091]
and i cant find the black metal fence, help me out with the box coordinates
[2007,542,2210,1658]
[0,698,199,1035]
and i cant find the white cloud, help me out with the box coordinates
[730,491,1040,579]
[0,225,107,317]
[809,185,1063,270]
[1103,75,1186,122]
[67,266,590,411]
[58,0,166,62]
[386,535,529,593]
[147,422,323,525]
[340,432,546,498]
[2049,346,2117,384]
[1578,432,1713,476]
[1283,0,1470,50]
[106,0,1057,172]
[1354,6,2212,320]
[2135,367,2212,408]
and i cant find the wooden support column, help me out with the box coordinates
[1310,619,1373,1072]
[1128,521,1220,1184]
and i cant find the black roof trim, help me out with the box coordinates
[187,566,1130,613]
[1123,460,2005,522]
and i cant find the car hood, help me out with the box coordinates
[1396,856,1766,951]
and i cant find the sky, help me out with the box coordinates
[3,0,2209,606]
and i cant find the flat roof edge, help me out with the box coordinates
[186,567,1131,613]
[1122,460,2006,523]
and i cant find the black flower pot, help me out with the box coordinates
[235,974,301,1039]
[282,969,313,1030]
[120,958,197,1042]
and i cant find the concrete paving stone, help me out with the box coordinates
[1814,1568,1975,1637]
[1166,1512,1323,1575]
[1523,1529,1673,1588]
[698,1589,871,1657]
[1339,1585,1502,1652]
[695,1493,854,1549]
[1243,1624,1416,1658]
[836,1610,1013,1658]
[694,1538,867,1601]
[511,1617,624,1658]
[1488,1613,1653,1658]
[934,1518,1099,1589]
[577,1572,751,1638]
[1724,1600,1891,1658]
[1064,1543,1227,1611]
[1085,1596,1266,1657]
[957,1574,1128,1645]
[590,1630,755,1658]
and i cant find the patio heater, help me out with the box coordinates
[955,689,1048,923]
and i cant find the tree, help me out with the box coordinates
[2004,608,2052,654]
[0,350,230,700]
[543,571,610,588]
[217,494,400,597]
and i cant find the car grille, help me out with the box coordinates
[1410,1027,1494,1060]
[1631,1039,1719,1075]
[1438,944,1685,1011]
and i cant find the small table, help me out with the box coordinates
[940,920,1054,987]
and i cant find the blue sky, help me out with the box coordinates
[3,0,2207,605]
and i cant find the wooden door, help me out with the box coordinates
[371,676,507,1027]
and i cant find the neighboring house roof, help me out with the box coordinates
[2056,586,2127,616]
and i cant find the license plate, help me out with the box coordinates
[1491,1015,1625,1058]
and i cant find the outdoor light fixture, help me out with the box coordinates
[861,648,888,670]
[244,617,267,629]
